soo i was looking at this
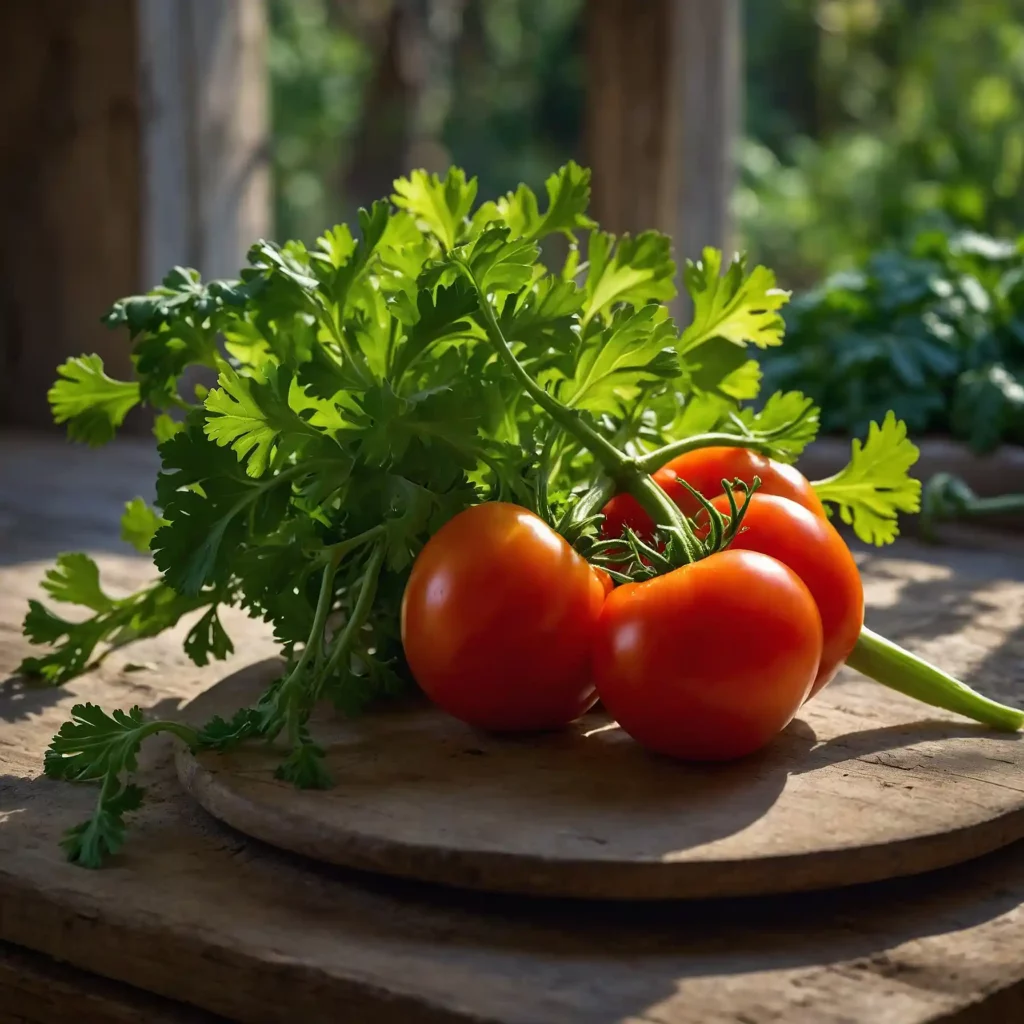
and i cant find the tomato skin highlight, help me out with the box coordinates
[401,502,608,732]
[707,493,864,697]
[592,550,823,761]
[599,447,826,545]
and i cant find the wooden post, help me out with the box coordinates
[586,0,741,291]
[585,0,671,238]
[0,0,270,432]
[0,1,141,429]
[138,0,270,285]
[662,0,742,265]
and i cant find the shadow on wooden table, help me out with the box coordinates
[3,748,1024,1024]
[0,674,70,724]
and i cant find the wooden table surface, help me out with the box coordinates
[3,431,1024,1024]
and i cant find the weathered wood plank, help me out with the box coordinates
[0,940,223,1024]
[2,435,1024,1024]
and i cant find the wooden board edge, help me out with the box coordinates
[174,742,1024,901]
[0,938,224,1023]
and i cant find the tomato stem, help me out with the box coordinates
[635,399,817,473]
[847,627,1024,731]
[636,434,776,474]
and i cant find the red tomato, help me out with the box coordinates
[599,447,826,545]
[592,550,823,761]
[401,502,608,732]
[706,493,864,697]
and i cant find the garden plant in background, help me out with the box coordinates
[23,165,1023,870]
[741,0,1024,285]
[760,228,1024,454]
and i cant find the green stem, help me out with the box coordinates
[319,543,386,695]
[321,306,375,389]
[139,719,200,748]
[636,433,775,473]
[846,628,1023,731]
[279,550,344,746]
[317,525,386,562]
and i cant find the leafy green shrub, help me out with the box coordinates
[760,229,1024,452]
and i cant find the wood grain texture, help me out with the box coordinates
[662,0,741,262]
[585,0,670,236]
[0,2,140,429]
[0,940,223,1024]
[4,435,1024,1023]
[585,0,740,325]
[176,660,1024,901]
[137,0,270,285]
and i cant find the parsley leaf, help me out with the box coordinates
[734,391,821,462]
[20,576,216,684]
[558,305,680,413]
[44,703,196,868]
[813,411,922,545]
[48,356,141,446]
[204,365,322,478]
[680,249,790,352]
[582,231,676,326]
[392,167,477,251]
[497,275,582,351]
[183,605,235,666]
[38,553,115,612]
[452,225,540,296]
[275,733,332,789]
[120,498,166,553]
[153,421,299,595]
[59,780,146,868]
[496,161,597,241]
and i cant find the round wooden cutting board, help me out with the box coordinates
[175,658,1024,900]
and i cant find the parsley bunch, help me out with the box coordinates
[26,164,938,867]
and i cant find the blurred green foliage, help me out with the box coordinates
[271,0,1024,283]
[761,228,1024,451]
[269,0,371,243]
[269,0,583,243]
[740,0,1024,285]
[443,0,584,198]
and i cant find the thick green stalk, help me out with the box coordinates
[847,628,1024,731]
[318,524,386,563]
